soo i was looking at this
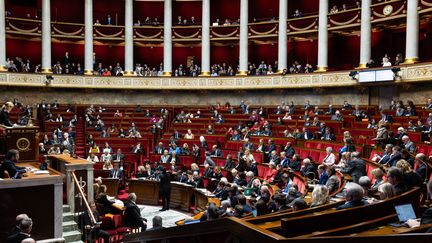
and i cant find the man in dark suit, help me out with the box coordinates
[171,130,182,140]
[82,201,110,243]
[302,127,314,140]
[112,149,124,164]
[159,168,171,211]
[224,154,235,170]
[386,146,402,167]
[242,138,254,151]
[154,142,165,155]
[284,142,295,158]
[210,145,222,157]
[415,153,429,181]
[387,167,408,195]
[109,164,123,179]
[340,152,366,184]
[375,144,393,165]
[0,149,27,179]
[124,193,147,231]
[6,217,33,243]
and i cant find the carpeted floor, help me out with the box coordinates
[137,205,192,228]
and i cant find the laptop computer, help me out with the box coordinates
[389,204,417,227]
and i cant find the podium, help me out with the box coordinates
[0,125,39,161]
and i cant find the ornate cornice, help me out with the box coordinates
[1,63,431,90]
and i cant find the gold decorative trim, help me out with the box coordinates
[16,137,31,152]
[403,58,419,64]
[288,19,317,32]
[84,70,93,75]
[316,66,328,72]
[162,72,172,76]
[41,68,52,74]
[237,70,248,76]
[0,65,7,71]
[123,71,134,76]
[329,14,359,26]
[199,72,211,76]
[356,63,367,69]
[249,26,278,36]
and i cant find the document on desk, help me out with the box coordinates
[33,170,50,175]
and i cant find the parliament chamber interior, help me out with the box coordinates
[1,0,432,242]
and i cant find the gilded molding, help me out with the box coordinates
[0,63,432,90]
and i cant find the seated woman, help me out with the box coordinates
[211,166,224,180]
[114,109,122,117]
[102,142,112,154]
[101,150,112,163]
[103,160,114,170]
[206,125,215,134]
[263,162,278,183]
[377,182,396,200]
[282,112,292,120]
[118,128,126,138]
[126,129,142,138]
[184,129,195,139]
[322,147,336,166]
[86,134,94,145]
[87,153,99,163]
[395,159,423,190]
[89,142,100,154]
[370,168,385,191]
[310,185,329,207]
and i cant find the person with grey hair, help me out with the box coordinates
[340,152,366,184]
[401,135,416,153]
[358,176,372,197]
[336,183,368,210]
[148,216,164,231]
[322,147,336,166]
[124,192,147,231]
[7,216,33,243]
[415,153,429,181]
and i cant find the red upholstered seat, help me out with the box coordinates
[112,215,131,236]
[293,176,306,195]
[298,149,309,160]
[252,152,264,163]
[309,151,320,162]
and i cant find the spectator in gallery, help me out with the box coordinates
[106,14,112,25]
[382,54,392,67]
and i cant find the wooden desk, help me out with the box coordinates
[128,179,218,212]
[49,154,94,213]
[0,163,63,241]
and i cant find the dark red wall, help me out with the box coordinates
[6,38,41,64]
[134,2,164,22]
[211,45,239,67]
[173,1,202,23]
[250,0,278,21]
[211,0,240,23]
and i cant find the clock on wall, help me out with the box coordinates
[383,5,394,16]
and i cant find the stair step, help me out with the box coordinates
[63,212,75,222]
[63,220,78,232]
[63,230,82,242]
[63,205,70,213]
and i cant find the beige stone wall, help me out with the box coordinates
[0,83,429,107]
[0,86,371,107]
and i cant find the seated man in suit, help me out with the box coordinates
[401,135,416,154]
[387,167,408,195]
[109,164,123,180]
[0,149,28,179]
[7,216,34,243]
[373,144,393,165]
[340,152,366,184]
[112,149,124,164]
[124,193,147,231]
[210,145,222,157]
[148,216,164,231]
[336,183,368,210]
[301,127,314,140]
[154,142,165,155]
[415,153,429,181]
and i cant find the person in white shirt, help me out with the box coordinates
[322,147,336,166]
[87,153,99,163]
[101,151,112,163]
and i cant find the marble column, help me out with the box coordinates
[277,0,288,73]
[0,0,6,71]
[405,0,419,63]
[359,0,371,68]
[54,183,63,238]
[84,0,93,75]
[163,0,172,76]
[317,0,328,72]
[238,0,248,75]
[41,0,52,73]
[201,0,211,76]
[124,0,134,75]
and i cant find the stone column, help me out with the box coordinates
[317,0,328,72]
[405,0,419,63]
[0,0,6,71]
[359,0,371,68]
[201,0,211,76]
[163,0,172,76]
[238,0,248,75]
[277,0,288,73]
[41,0,52,73]
[84,0,93,75]
[53,183,63,238]
[124,0,134,75]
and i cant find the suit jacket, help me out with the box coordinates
[224,159,235,169]
[325,175,340,193]
[112,153,124,162]
[6,232,30,243]
[159,173,171,194]
[341,158,366,184]
[403,141,416,153]
[167,155,180,164]
[0,160,26,179]
[421,208,432,225]
[303,131,314,140]
[386,152,402,167]
[266,144,277,153]
[124,201,145,228]
[154,146,165,154]
[0,110,13,127]
[416,163,428,181]
[288,159,301,172]
[210,149,222,157]
[284,146,295,158]
[109,168,123,179]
